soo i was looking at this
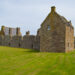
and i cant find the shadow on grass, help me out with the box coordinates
[24,49,40,53]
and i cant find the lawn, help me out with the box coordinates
[0,46,75,75]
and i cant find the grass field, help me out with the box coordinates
[0,46,75,75]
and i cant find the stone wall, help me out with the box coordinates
[65,25,74,52]
[2,36,11,46]
[33,36,40,50]
[0,26,40,50]
[10,36,22,48]
[39,6,74,52]
[0,34,40,50]
[22,35,35,49]
[0,36,4,45]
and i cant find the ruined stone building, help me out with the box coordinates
[0,6,74,53]
[39,6,74,52]
[0,26,40,50]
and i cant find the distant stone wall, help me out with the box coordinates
[0,26,40,50]
[2,36,11,46]
[10,36,22,48]
[22,35,35,49]
[33,36,40,50]
[0,34,40,50]
[0,36,4,45]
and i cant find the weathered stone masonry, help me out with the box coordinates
[39,6,74,52]
[0,6,74,53]
[0,26,40,50]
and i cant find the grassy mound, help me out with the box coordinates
[0,46,75,75]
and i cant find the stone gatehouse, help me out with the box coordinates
[0,6,74,53]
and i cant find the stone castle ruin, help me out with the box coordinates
[0,6,74,53]
[0,26,40,50]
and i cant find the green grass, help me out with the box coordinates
[0,46,75,75]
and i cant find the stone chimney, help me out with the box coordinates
[9,28,12,37]
[26,31,30,36]
[51,6,56,12]
[1,26,5,36]
[16,27,21,36]
[1,26,5,31]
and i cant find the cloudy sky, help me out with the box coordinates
[0,0,75,35]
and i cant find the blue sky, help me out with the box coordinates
[0,0,75,35]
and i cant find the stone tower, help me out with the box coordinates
[39,6,74,52]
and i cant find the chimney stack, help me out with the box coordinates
[1,26,5,31]
[16,27,21,36]
[9,28,12,37]
[51,6,56,12]
[26,31,30,36]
